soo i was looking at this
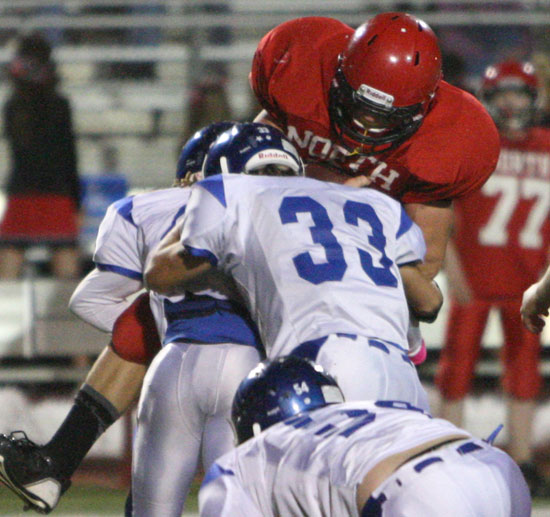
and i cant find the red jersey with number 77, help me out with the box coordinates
[453,127,550,299]
[250,16,500,204]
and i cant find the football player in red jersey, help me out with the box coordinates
[250,12,500,280]
[436,60,550,495]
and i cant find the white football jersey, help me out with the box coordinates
[94,187,261,348]
[180,175,425,356]
[199,401,469,517]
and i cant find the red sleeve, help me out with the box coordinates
[400,83,500,204]
[249,17,352,127]
[110,292,161,365]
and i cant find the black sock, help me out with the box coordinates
[42,384,120,479]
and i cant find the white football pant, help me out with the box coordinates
[368,437,531,516]
[131,342,261,517]
[296,334,430,411]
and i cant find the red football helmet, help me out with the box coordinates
[329,12,442,154]
[480,60,538,131]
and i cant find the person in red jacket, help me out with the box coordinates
[0,32,81,279]
[250,12,500,282]
[437,60,550,495]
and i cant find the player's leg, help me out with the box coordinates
[0,245,25,278]
[51,245,81,279]
[304,335,430,411]
[368,438,531,516]
[435,299,490,425]
[132,343,202,517]
[499,298,543,493]
[201,344,261,470]
[0,346,144,513]
[0,295,157,513]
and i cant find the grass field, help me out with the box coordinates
[2,484,550,516]
[0,483,200,516]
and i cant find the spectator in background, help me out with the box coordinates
[179,1,234,150]
[179,72,232,151]
[532,51,550,127]
[79,143,128,267]
[436,60,550,496]
[0,32,81,280]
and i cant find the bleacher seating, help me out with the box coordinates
[0,1,546,190]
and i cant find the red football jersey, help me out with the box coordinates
[250,17,500,204]
[453,127,550,299]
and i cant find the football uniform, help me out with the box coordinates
[93,187,263,517]
[250,17,500,204]
[437,127,550,400]
[181,174,429,408]
[199,401,530,517]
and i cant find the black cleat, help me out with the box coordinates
[0,431,70,514]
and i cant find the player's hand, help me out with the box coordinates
[407,317,427,365]
[344,175,372,188]
[521,282,549,334]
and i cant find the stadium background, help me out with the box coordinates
[0,1,550,514]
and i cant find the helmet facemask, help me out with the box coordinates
[480,61,539,136]
[329,64,427,156]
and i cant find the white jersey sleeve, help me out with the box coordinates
[394,205,426,266]
[69,269,142,332]
[93,196,144,281]
[180,176,229,266]
[199,464,264,517]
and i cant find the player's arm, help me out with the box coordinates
[145,221,213,296]
[147,181,227,295]
[443,238,473,305]
[69,268,143,332]
[521,266,550,333]
[404,200,453,280]
[399,261,443,323]
[199,465,264,517]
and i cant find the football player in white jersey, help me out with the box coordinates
[0,122,264,516]
[146,123,442,410]
[199,355,531,517]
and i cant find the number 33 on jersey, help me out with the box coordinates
[180,174,426,357]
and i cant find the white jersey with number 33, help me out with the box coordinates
[180,175,425,357]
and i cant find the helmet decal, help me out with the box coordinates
[231,356,344,444]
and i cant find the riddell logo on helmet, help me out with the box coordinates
[357,84,394,108]
[258,151,289,160]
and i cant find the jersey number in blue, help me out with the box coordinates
[279,196,397,287]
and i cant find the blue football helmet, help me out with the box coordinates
[175,121,236,180]
[231,356,344,444]
[203,122,304,177]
